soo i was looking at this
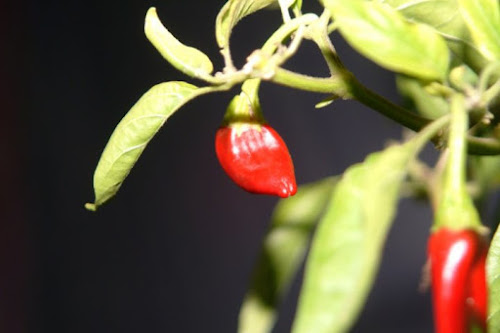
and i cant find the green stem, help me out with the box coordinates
[481,79,500,106]
[272,67,429,130]
[261,14,318,56]
[271,67,347,93]
[478,61,500,94]
[447,95,467,197]
[409,114,450,152]
[468,136,500,154]
[434,94,481,230]
[271,67,500,155]
[310,10,344,75]
[278,0,292,22]
[348,76,430,131]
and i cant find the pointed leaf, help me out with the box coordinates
[315,95,338,109]
[458,0,500,61]
[487,224,500,332]
[292,143,415,333]
[238,177,337,333]
[216,0,277,49]
[86,81,213,211]
[145,7,214,80]
[324,0,449,80]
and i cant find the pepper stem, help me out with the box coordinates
[434,94,482,231]
[222,79,266,125]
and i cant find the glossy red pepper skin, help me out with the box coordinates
[215,123,297,198]
[466,243,488,332]
[428,228,488,333]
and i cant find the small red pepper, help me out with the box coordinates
[428,228,488,333]
[215,122,297,198]
[466,240,488,332]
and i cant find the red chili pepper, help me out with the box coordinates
[215,122,297,198]
[428,228,488,333]
[466,241,488,332]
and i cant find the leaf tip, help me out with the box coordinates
[146,6,157,18]
[315,95,338,109]
[85,202,97,212]
[144,7,158,33]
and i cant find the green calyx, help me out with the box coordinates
[434,94,482,231]
[221,79,266,126]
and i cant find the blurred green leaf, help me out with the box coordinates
[238,177,337,333]
[292,143,415,333]
[385,0,465,41]
[471,155,500,195]
[216,0,277,49]
[396,74,449,119]
[385,0,461,28]
[458,0,500,61]
[86,82,214,211]
[487,224,500,332]
[278,0,297,8]
[145,7,214,79]
[324,0,449,80]
[384,0,488,72]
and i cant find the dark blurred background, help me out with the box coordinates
[2,0,436,332]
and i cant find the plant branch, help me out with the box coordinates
[271,67,348,93]
[271,67,429,130]
[271,67,500,155]
[309,10,344,75]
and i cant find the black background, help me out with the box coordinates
[2,0,437,332]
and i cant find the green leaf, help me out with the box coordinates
[315,95,337,109]
[290,119,448,333]
[145,7,214,80]
[86,82,213,211]
[487,224,500,332]
[216,0,277,49]
[292,143,415,333]
[238,177,337,333]
[384,0,463,35]
[396,74,449,119]
[324,0,449,80]
[458,0,500,61]
[470,155,500,194]
[384,0,488,73]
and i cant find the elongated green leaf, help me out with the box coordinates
[238,177,337,333]
[487,224,500,332]
[145,7,214,79]
[324,0,449,80]
[86,82,213,211]
[292,143,415,333]
[458,0,500,61]
[216,0,277,49]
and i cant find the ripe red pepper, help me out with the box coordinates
[428,228,488,333]
[466,240,488,332]
[215,122,297,198]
